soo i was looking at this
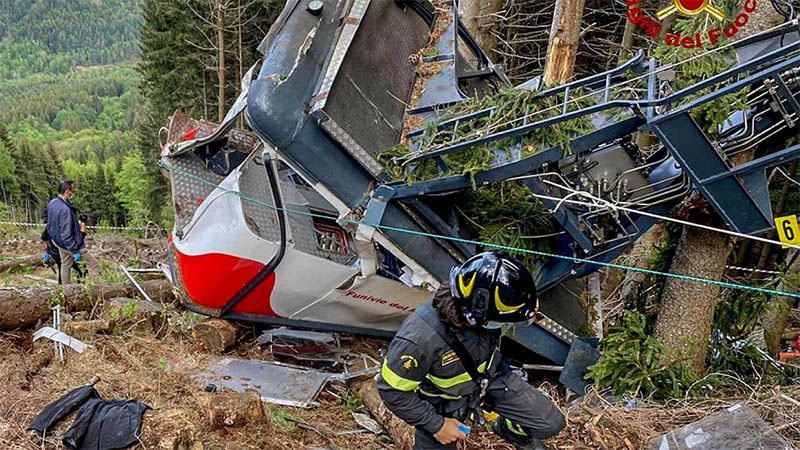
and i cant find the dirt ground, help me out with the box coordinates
[1,230,799,450]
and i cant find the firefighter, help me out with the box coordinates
[377,251,565,450]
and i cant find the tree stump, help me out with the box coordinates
[200,390,266,430]
[192,319,241,353]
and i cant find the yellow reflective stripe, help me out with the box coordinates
[418,388,462,400]
[381,359,421,391]
[505,418,527,436]
[459,273,477,298]
[494,286,523,313]
[425,361,487,388]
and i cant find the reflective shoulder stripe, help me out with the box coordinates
[381,359,421,391]
[505,418,528,436]
[425,361,488,389]
[418,388,462,400]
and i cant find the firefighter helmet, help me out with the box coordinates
[449,251,538,326]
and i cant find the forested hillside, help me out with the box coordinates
[0,0,283,228]
[0,0,147,226]
[0,0,140,78]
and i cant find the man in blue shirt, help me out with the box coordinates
[46,180,94,284]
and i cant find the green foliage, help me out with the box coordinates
[714,290,772,338]
[98,260,127,284]
[0,66,138,224]
[381,88,595,183]
[457,182,556,267]
[588,311,699,400]
[110,299,141,321]
[0,0,141,79]
[342,392,364,413]
[707,288,793,383]
[0,0,148,227]
[270,407,296,432]
[0,67,136,131]
[48,287,67,306]
[652,14,747,135]
[116,151,155,228]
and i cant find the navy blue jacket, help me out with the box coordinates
[46,197,84,252]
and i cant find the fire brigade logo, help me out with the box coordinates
[401,355,419,370]
[627,0,758,48]
[657,0,726,21]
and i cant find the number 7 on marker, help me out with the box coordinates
[775,215,800,249]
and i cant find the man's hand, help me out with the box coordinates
[42,253,50,264]
[73,252,81,263]
[433,418,468,445]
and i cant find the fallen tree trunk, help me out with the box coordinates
[350,379,414,450]
[0,255,41,273]
[0,279,175,330]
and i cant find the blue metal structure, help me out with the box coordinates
[166,0,800,363]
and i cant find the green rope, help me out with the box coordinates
[162,160,800,300]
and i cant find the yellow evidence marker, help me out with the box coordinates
[775,214,800,249]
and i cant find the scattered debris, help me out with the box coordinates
[257,327,336,345]
[194,358,332,408]
[351,412,382,435]
[646,403,791,450]
[267,340,344,369]
[33,327,87,354]
[119,265,157,303]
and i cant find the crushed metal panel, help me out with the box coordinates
[33,327,87,354]
[315,0,429,174]
[194,358,330,408]
[646,404,792,450]
[257,327,336,344]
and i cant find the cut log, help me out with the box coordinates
[0,279,175,330]
[200,390,266,430]
[350,379,414,450]
[192,319,242,353]
[62,319,114,337]
[0,255,42,273]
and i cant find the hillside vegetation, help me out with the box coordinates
[0,0,150,227]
